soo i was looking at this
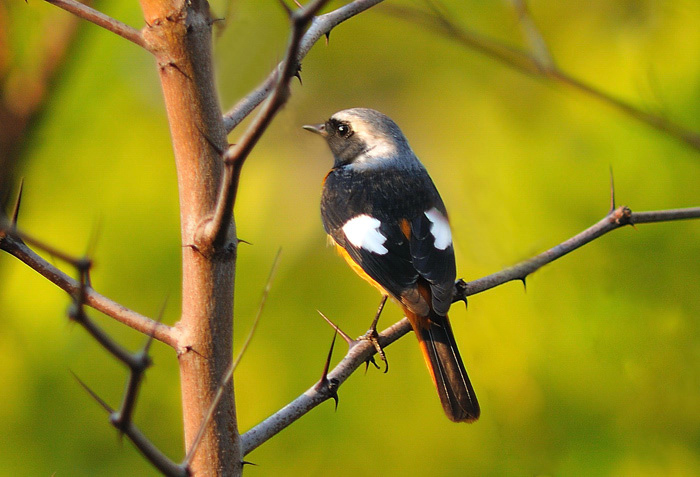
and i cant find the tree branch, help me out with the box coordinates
[241,317,412,456]
[71,372,188,477]
[0,229,178,348]
[458,205,700,298]
[43,0,148,50]
[240,204,700,453]
[195,0,330,252]
[383,3,700,153]
[221,0,385,133]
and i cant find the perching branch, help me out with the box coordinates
[241,317,411,456]
[457,205,700,298]
[195,0,330,251]
[240,203,700,454]
[43,0,148,50]
[222,0,385,132]
[383,2,700,153]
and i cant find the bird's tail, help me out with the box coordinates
[406,309,480,422]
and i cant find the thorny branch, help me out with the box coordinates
[240,204,700,454]
[0,223,178,348]
[70,294,187,476]
[222,0,386,132]
[195,0,330,252]
[383,2,700,152]
[10,218,189,475]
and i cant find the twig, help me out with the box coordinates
[240,204,700,453]
[196,0,330,251]
[67,250,185,476]
[72,372,188,477]
[383,4,700,153]
[43,0,148,50]
[222,0,385,132]
[456,206,700,298]
[241,317,412,456]
[0,228,178,348]
[184,248,282,467]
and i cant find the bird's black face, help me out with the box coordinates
[304,117,368,167]
[323,118,368,166]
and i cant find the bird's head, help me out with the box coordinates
[304,108,418,169]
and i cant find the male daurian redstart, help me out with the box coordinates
[304,108,480,422]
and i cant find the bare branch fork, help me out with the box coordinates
[14,0,385,474]
[384,1,700,153]
[239,204,700,454]
[195,0,331,252]
[0,211,186,474]
[0,222,178,347]
[13,0,698,473]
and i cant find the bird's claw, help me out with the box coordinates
[359,327,388,373]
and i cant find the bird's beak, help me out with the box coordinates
[302,123,327,137]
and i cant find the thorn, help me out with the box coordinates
[317,310,354,346]
[241,460,258,467]
[330,384,339,411]
[293,0,302,7]
[294,64,303,85]
[452,278,468,309]
[322,330,336,378]
[70,370,114,413]
[184,242,200,252]
[141,297,168,357]
[315,330,340,408]
[317,309,384,372]
[11,178,24,226]
[325,30,330,45]
[520,276,527,292]
[609,165,616,213]
[363,357,381,373]
[237,238,253,245]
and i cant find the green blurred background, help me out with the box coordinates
[1,0,699,475]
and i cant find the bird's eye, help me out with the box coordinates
[336,123,351,138]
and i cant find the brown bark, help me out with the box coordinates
[139,0,239,474]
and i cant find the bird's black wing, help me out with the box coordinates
[409,200,457,316]
[321,166,455,315]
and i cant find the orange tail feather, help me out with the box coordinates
[406,310,480,422]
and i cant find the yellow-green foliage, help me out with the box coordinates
[1,1,699,475]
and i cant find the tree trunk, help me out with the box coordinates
[139,0,240,474]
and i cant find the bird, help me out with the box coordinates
[303,108,480,422]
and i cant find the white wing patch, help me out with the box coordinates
[424,208,452,250]
[342,215,388,255]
